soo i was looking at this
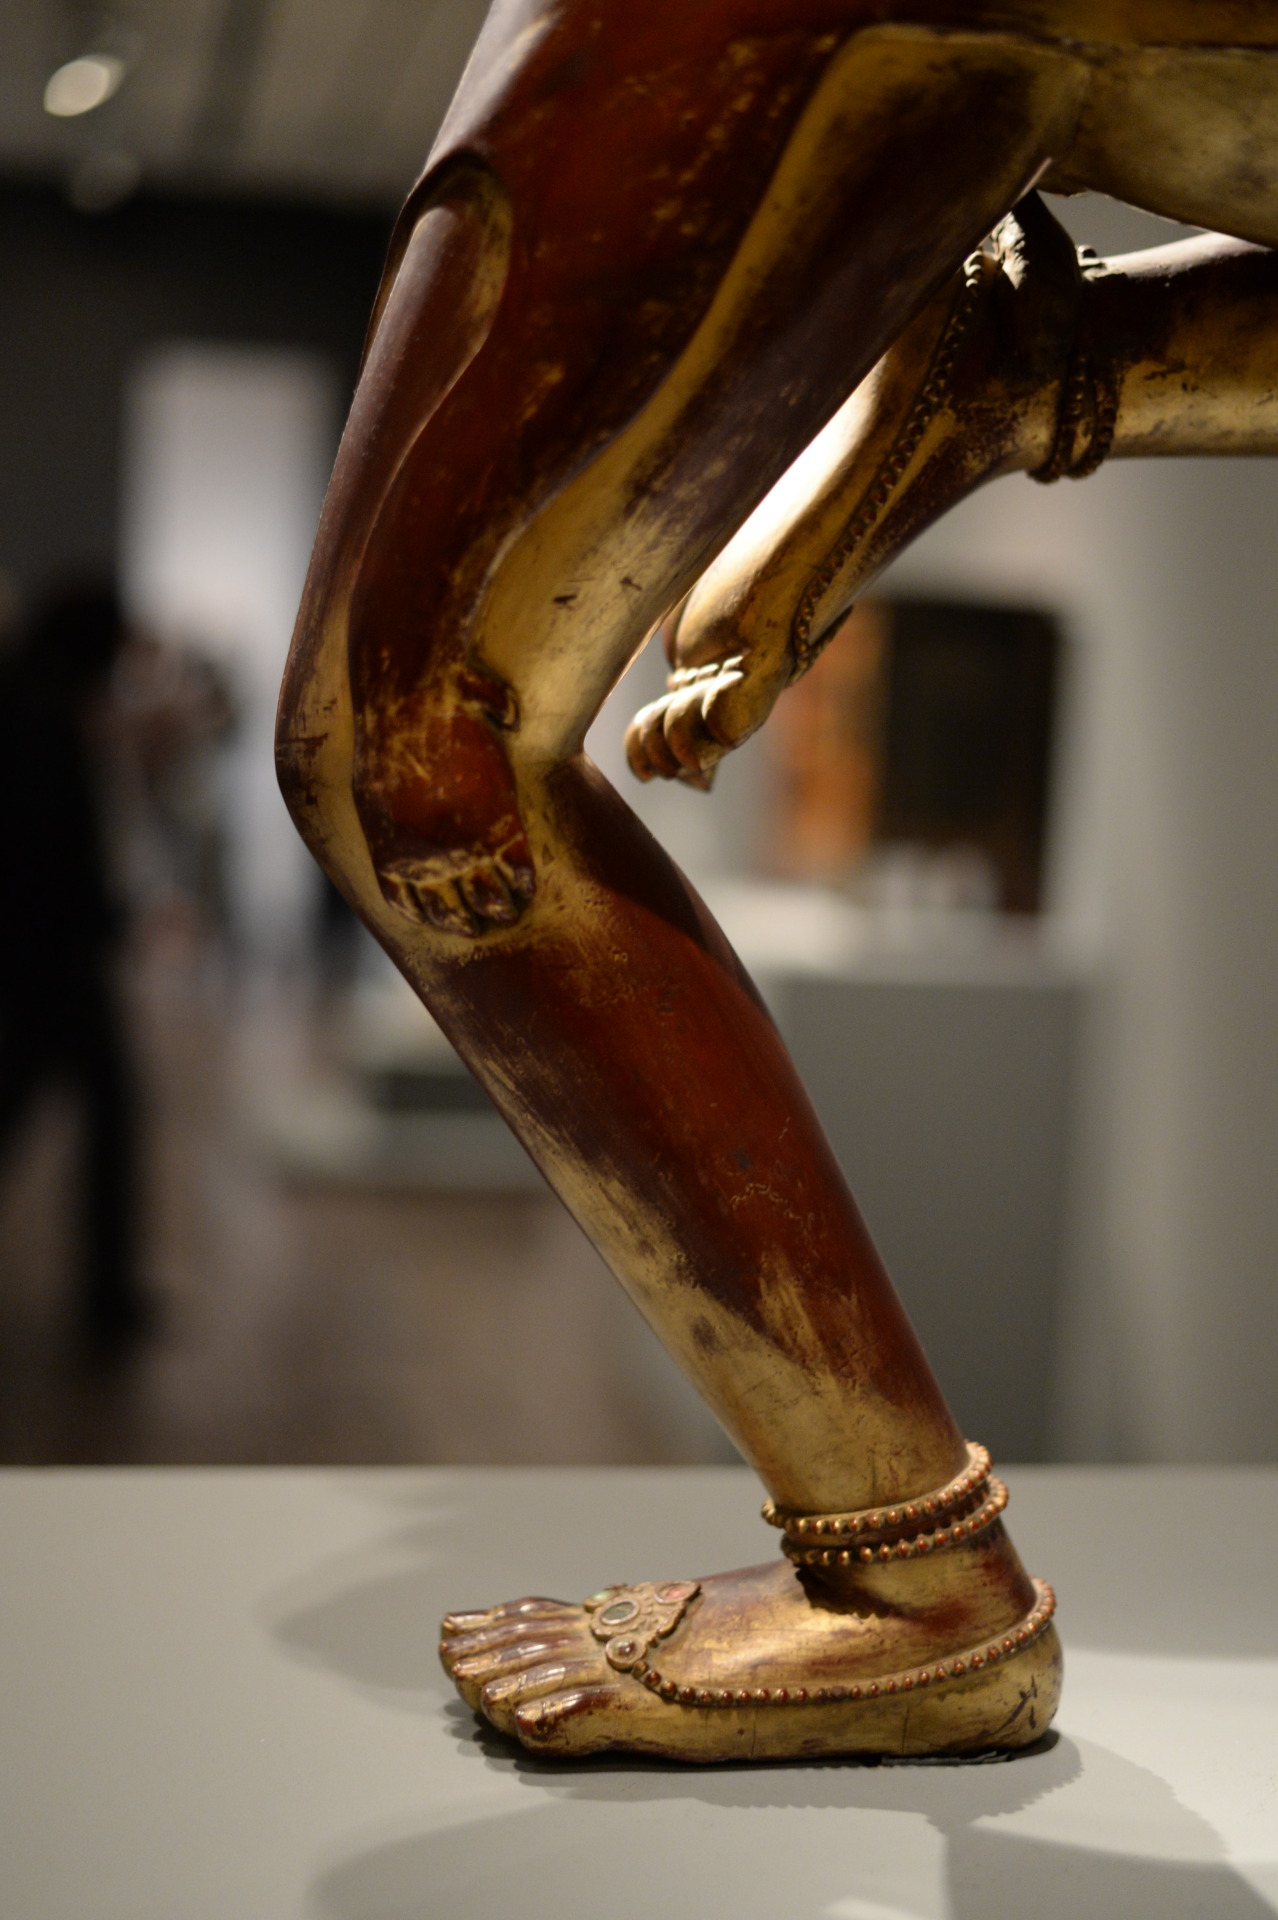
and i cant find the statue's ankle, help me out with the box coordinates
[992,192,1119,483]
[764,1440,1032,1617]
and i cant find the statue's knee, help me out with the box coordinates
[345,664,536,938]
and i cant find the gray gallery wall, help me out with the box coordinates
[0,180,389,604]
[891,431,1278,1466]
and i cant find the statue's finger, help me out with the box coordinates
[495,835,537,901]
[421,881,480,937]
[458,863,521,928]
[378,872,423,921]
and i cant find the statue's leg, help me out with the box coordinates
[632,208,1278,780]
[1081,230,1278,458]
[278,32,1083,1762]
[283,741,1060,1761]
[283,648,1060,1763]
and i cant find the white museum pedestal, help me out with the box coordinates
[2,1466,1275,1919]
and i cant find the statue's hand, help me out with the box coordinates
[624,603,791,790]
[355,663,535,937]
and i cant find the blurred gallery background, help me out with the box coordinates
[1,1,1276,1469]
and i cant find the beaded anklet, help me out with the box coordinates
[762,1439,1007,1566]
[1031,248,1118,484]
[578,1439,1053,1714]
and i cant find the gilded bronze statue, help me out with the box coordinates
[278,0,1278,1762]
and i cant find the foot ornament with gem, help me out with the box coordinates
[439,1443,1061,1763]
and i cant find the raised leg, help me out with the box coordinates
[629,203,1278,784]
[279,15,1082,1759]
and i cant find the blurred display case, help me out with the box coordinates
[766,595,1061,915]
[256,885,1083,1462]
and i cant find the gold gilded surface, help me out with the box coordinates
[631,192,1278,785]
[280,0,1278,1763]
[439,1473,1062,1761]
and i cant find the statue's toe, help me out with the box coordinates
[625,697,683,782]
[479,1655,608,1736]
[442,1596,573,1633]
[512,1682,636,1755]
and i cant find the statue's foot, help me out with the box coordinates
[440,1472,1060,1762]
[625,192,1093,786]
[625,622,791,791]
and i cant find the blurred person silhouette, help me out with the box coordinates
[0,580,153,1350]
[114,632,239,956]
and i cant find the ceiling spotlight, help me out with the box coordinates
[43,54,126,119]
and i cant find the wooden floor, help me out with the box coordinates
[0,952,734,1467]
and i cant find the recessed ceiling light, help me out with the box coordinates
[43,54,126,119]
